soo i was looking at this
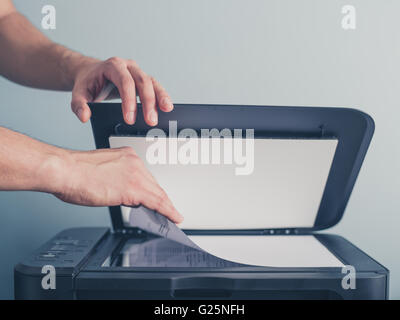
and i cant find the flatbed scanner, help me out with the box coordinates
[14,104,389,300]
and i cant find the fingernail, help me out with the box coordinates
[176,211,184,223]
[149,110,158,125]
[127,111,135,124]
[161,97,173,111]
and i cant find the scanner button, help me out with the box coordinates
[39,253,56,258]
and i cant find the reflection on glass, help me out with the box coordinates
[112,237,245,268]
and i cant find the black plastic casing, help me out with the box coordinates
[14,104,389,300]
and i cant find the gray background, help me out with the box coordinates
[0,0,399,299]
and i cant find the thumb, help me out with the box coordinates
[71,96,92,123]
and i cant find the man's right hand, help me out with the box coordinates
[51,147,183,224]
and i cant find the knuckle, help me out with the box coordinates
[120,147,139,162]
[122,74,133,84]
[156,192,168,212]
[127,59,137,67]
[106,56,124,68]
[160,94,169,102]
[142,92,156,105]
[122,146,137,156]
[143,76,153,87]
[135,72,149,85]
[123,192,139,207]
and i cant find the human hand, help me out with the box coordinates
[52,147,183,224]
[71,57,174,126]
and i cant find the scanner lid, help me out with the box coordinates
[89,103,374,234]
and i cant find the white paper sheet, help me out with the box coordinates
[128,208,344,268]
[120,237,243,268]
[188,235,344,268]
[128,206,200,250]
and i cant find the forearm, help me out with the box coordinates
[0,127,69,193]
[0,126,183,222]
[0,12,98,90]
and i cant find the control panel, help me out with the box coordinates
[16,227,110,275]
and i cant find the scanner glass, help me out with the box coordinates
[107,136,343,268]
[110,235,344,268]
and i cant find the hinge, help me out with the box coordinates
[319,124,326,137]
[262,228,298,235]
[115,227,147,237]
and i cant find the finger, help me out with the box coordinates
[71,94,92,123]
[128,63,158,126]
[143,191,183,224]
[136,178,183,224]
[104,58,137,125]
[151,77,174,112]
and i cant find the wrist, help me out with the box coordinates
[70,56,99,86]
[58,46,99,89]
[36,148,75,195]
[71,56,99,85]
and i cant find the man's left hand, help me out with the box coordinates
[71,57,174,126]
